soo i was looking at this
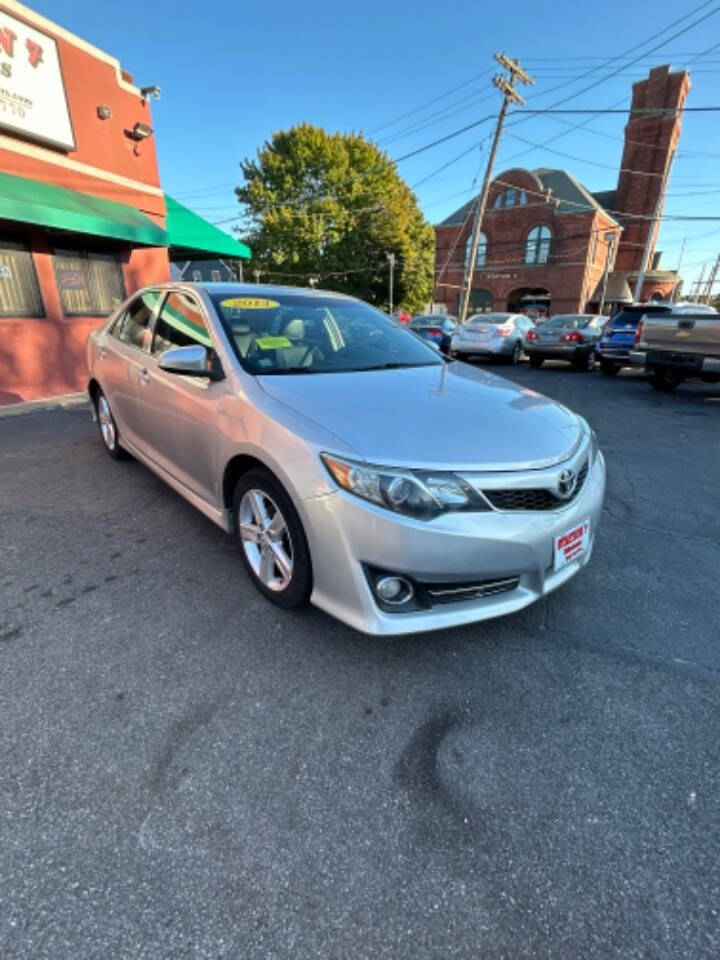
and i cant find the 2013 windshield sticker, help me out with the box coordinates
[255,336,292,349]
[220,297,279,309]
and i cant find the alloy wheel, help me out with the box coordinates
[97,394,116,450]
[238,489,294,591]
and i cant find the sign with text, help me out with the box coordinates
[0,11,74,150]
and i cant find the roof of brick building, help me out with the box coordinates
[438,168,620,227]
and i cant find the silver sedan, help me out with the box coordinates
[450,313,535,364]
[87,283,606,636]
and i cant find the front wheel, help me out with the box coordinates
[529,355,544,369]
[233,469,312,609]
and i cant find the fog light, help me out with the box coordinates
[375,576,414,605]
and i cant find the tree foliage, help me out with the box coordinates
[236,124,435,313]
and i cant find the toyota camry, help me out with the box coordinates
[87,283,605,635]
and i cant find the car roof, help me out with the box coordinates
[142,281,357,301]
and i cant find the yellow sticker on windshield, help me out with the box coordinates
[220,297,279,309]
[255,336,292,349]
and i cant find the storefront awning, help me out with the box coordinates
[165,195,251,260]
[0,171,167,246]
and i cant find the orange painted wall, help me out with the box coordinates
[0,2,171,404]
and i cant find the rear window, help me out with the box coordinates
[608,310,642,328]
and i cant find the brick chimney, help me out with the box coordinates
[614,65,690,274]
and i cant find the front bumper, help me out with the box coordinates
[302,451,606,635]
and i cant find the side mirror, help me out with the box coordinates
[158,345,223,380]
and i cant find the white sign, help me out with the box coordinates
[0,11,74,150]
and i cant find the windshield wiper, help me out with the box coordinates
[361,361,442,371]
[255,367,326,375]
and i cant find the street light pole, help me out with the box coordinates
[253,269,261,284]
[386,252,395,316]
[458,54,534,326]
[598,231,617,317]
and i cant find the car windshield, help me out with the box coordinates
[210,291,443,375]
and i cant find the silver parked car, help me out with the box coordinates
[524,314,604,371]
[450,313,534,364]
[87,283,606,636]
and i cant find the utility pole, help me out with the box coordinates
[458,53,534,326]
[693,262,707,302]
[671,237,685,301]
[702,253,720,304]
[386,252,395,316]
[633,149,675,303]
[598,231,618,317]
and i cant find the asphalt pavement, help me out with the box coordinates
[1,363,719,959]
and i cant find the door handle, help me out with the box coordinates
[139,366,150,383]
[99,347,107,360]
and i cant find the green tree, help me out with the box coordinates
[236,124,435,313]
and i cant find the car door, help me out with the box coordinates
[139,288,225,505]
[100,290,164,448]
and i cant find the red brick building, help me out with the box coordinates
[0,1,249,404]
[434,65,690,317]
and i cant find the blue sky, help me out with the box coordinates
[35,0,720,291]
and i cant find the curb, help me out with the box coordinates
[0,392,89,419]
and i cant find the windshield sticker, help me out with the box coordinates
[220,297,279,310]
[255,336,292,350]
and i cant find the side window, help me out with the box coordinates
[152,290,213,355]
[114,291,162,351]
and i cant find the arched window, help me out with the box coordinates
[465,232,487,268]
[525,225,552,264]
[457,289,493,315]
[493,188,527,209]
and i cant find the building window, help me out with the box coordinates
[465,233,487,268]
[493,188,527,209]
[525,225,552,265]
[589,231,598,264]
[53,248,126,316]
[457,288,494,315]
[0,237,44,317]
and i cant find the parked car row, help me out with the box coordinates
[413,301,719,390]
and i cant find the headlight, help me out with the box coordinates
[590,428,599,465]
[320,454,490,519]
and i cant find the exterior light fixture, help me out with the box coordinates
[96,105,112,120]
[140,85,161,102]
[130,122,154,140]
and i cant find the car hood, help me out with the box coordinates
[257,363,583,470]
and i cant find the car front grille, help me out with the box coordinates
[422,576,520,605]
[482,459,589,511]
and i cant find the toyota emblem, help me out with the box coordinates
[557,468,576,499]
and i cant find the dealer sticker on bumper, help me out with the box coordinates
[554,519,591,571]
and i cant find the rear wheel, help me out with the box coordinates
[233,468,312,609]
[94,390,128,460]
[574,350,595,372]
[529,355,544,369]
[649,367,681,392]
[600,359,620,376]
[509,340,522,365]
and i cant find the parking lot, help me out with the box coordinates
[1,364,719,959]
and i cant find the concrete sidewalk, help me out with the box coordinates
[0,392,89,418]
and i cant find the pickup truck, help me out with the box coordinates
[629,304,720,391]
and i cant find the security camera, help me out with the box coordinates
[131,121,154,140]
[140,85,161,101]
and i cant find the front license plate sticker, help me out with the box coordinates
[554,519,590,571]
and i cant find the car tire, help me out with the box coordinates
[649,367,681,392]
[94,389,128,460]
[233,468,312,609]
[529,356,544,369]
[600,360,620,376]
[509,341,522,365]
[574,350,595,372]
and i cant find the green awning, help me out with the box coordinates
[0,170,167,246]
[165,194,251,259]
